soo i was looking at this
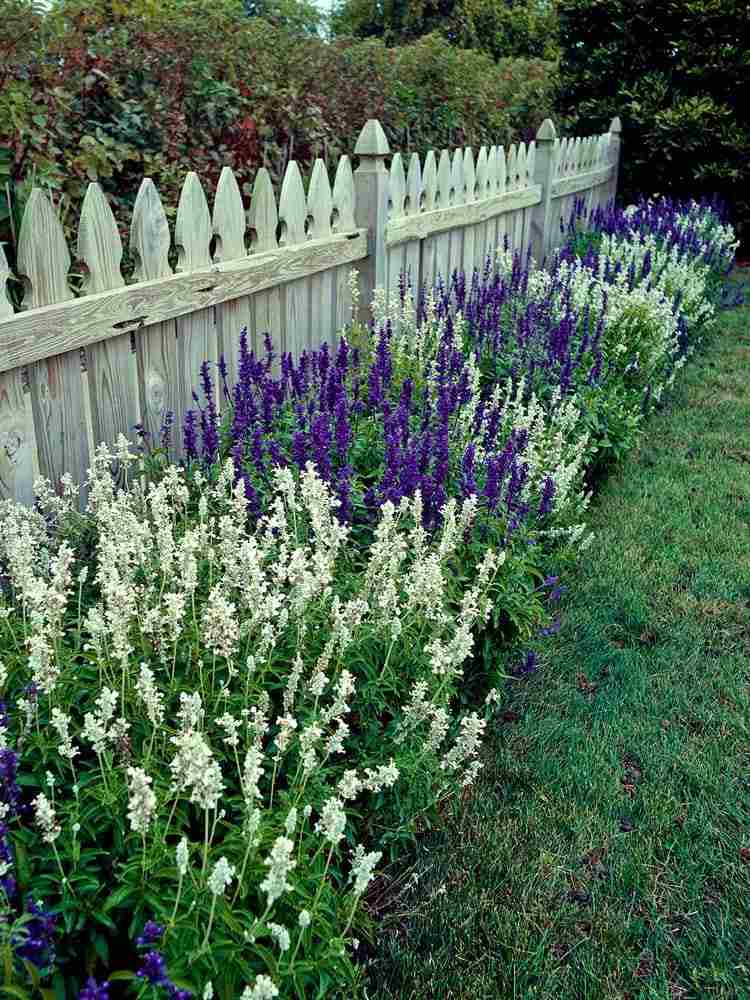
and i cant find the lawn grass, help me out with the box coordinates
[362,295,750,1000]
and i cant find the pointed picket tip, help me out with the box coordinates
[422,150,437,211]
[463,147,476,202]
[131,178,172,283]
[354,119,390,157]
[450,149,465,205]
[437,150,452,209]
[405,153,422,215]
[487,146,498,194]
[609,116,622,134]
[537,118,557,142]
[388,152,406,219]
[0,243,13,319]
[497,146,507,192]
[213,166,246,263]
[17,188,73,310]
[248,167,278,253]
[278,160,307,245]
[175,171,212,272]
[332,155,356,232]
[307,159,333,240]
[78,182,124,295]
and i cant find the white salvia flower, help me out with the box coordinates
[135,664,165,727]
[169,730,224,811]
[207,856,236,896]
[0,661,6,691]
[241,976,279,1000]
[82,687,118,755]
[284,808,297,837]
[260,836,296,906]
[217,713,241,749]
[203,984,214,1000]
[274,715,297,760]
[350,843,382,896]
[176,836,189,877]
[337,769,362,801]
[177,691,204,732]
[126,767,157,835]
[298,909,311,928]
[441,713,486,774]
[268,922,290,952]
[33,793,60,844]
[303,804,312,819]
[241,746,264,803]
[315,797,347,845]
[202,586,239,662]
[299,723,322,774]
[362,760,399,794]
[50,708,79,762]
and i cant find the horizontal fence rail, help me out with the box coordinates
[0,115,621,507]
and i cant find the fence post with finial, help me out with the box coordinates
[353,119,390,323]
[530,118,557,265]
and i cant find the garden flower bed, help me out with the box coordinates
[0,197,738,999]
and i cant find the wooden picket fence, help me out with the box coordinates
[0,115,621,507]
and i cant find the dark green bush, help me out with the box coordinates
[556,0,750,248]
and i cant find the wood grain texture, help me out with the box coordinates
[387,152,406,300]
[0,368,38,505]
[212,166,246,263]
[249,167,283,359]
[78,182,140,454]
[462,147,477,277]
[404,152,422,299]
[308,158,335,350]
[17,188,89,499]
[385,185,541,248]
[0,231,367,373]
[131,178,172,281]
[130,178,179,446]
[175,172,212,272]
[279,160,310,355]
[447,149,465,281]
[551,163,614,200]
[212,165,250,392]
[420,150,438,289]
[474,146,489,270]
[332,155,355,332]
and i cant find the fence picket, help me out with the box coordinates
[79,182,140,456]
[332,155,356,330]
[515,143,528,253]
[308,158,335,347]
[475,146,489,269]
[404,152,422,299]
[278,160,309,357]
[249,167,282,364]
[448,149,465,281]
[175,171,216,447]
[0,243,37,504]
[462,147,477,278]
[18,189,90,499]
[434,150,452,286]
[212,166,251,391]
[387,152,406,301]
[418,150,438,290]
[131,178,180,449]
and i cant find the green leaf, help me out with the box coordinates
[0,987,33,1000]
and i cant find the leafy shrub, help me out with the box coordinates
[0,0,557,276]
[556,0,750,248]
